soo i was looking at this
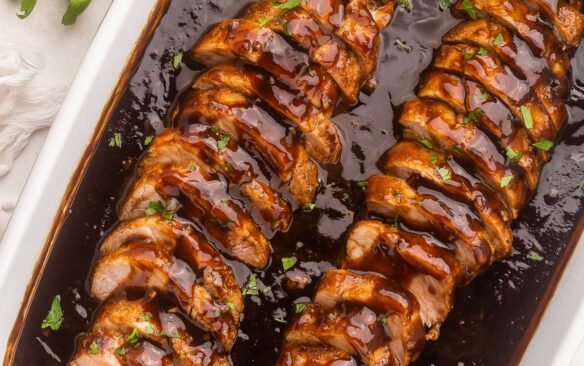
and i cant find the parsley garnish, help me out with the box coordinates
[430,155,439,165]
[392,190,401,197]
[242,274,259,296]
[141,312,152,321]
[533,139,553,151]
[527,251,544,261]
[144,198,181,220]
[114,347,125,356]
[145,326,155,335]
[395,39,412,53]
[478,47,488,55]
[304,203,316,211]
[41,296,63,331]
[437,167,451,182]
[356,180,368,187]
[397,0,411,11]
[520,105,533,129]
[452,145,462,155]
[464,52,475,59]
[295,303,306,313]
[217,134,231,150]
[126,328,141,344]
[259,16,272,28]
[500,175,513,188]
[144,200,164,216]
[226,301,235,310]
[506,147,523,162]
[260,0,301,27]
[282,257,297,271]
[173,51,184,69]
[420,139,433,149]
[274,0,301,10]
[493,33,504,46]
[439,0,452,11]
[109,133,122,148]
[377,314,388,325]
[463,108,485,124]
[144,135,154,146]
[462,0,478,19]
[89,340,99,354]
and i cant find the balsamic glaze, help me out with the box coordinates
[7,1,584,365]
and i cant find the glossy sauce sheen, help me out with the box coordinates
[8,1,584,365]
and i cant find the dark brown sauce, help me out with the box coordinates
[5,1,584,365]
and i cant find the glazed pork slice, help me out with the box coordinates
[526,0,584,47]
[441,22,568,134]
[191,19,339,114]
[453,0,570,81]
[285,304,398,366]
[140,128,292,231]
[193,63,342,163]
[418,71,542,190]
[119,163,271,269]
[276,344,358,366]
[99,216,243,321]
[173,87,319,206]
[90,243,238,349]
[399,99,527,217]
[383,141,512,258]
[241,0,363,103]
[313,269,425,364]
[366,174,495,275]
[340,220,462,335]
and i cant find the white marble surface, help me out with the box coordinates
[0,0,113,238]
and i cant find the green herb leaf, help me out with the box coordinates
[145,326,155,335]
[430,155,439,166]
[173,51,184,69]
[141,312,153,321]
[463,52,475,59]
[144,135,154,146]
[439,0,452,11]
[392,190,401,197]
[295,303,306,313]
[17,0,37,19]
[520,105,533,129]
[225,301,235,310]
[304,203,316,211]
[505,147,523,162]
[216,134,231,150]
[126,328,141,344]
[259,16,272,28]
[480,90,490,102]
[527,251,544,261]
[282,257,297,271]
[395,39,412,53]
[437,167,451,182]
[41,296,63,331]
[242,274,259,296]
[462,0,478,19]
[109,133,122,148]
[493,33,504,46]
[377,314,388,325]
[452,145,463,155]
[62,0,92,25]
[89,340,99,354]
[397,0,411,11]
[478,47,488,55]
[144,200,164,216]
[274,0,301,10]
[114,347,125,356]
[500,175,513,188]
[356,180,369,187]
[463,108,485,124]
[420,139,433,149]
[533,139,553,151]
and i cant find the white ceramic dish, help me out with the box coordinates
[0,0,582,364]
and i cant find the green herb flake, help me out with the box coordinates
[463,108,485,124]
[41,296,63,331]
[462,0,478,19]
[217,134,231,150]
[430,155,439,166]
[242,274,259,296]
[505,147,523,162]
[274,0,301,10]
[145,326,155,335]
[395,39,412,53]
[141,312,153,321]
[420,139,433,149]
[500,175,513,188]
[463,52,475,59]
[520,105,533,129]
[89,340,99,354]
[453,145,463,155]
[144,200,164,216]
[437,167,452,182]
[126,328,141,344]
[377,314,388,325]
[439,0,452,11]
[480,90,490,102]
[527,251,544,261]
[397,0,411,11]
[144,135,154,146]
[478,47,488,56]
[17,0,37,19]
[62,0,92,25]
[304,203,316,211]
[225,301,235,310]
[114,347,125,356]
[109,133,122,148]
[173,51,184,69]
[392,190,401,197]
[533,139,554,151]
[259,16,272,28]
[493,33,504,46]
[282,257,297,271]
[295,303,306,314]
[356,180,369,187]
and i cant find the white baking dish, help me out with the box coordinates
[0,0,582,364]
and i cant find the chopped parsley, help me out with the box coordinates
[144,199,181,220]
[216,134,231,150]
[126,328,141,344]
[141,312,153,321]
[145,326,156,335]
[109,133,122,148]
[304,203,316,211]
[506,147,523,162]
[500,175,513,188]
[462,0,478,19]
[520,105,533,129]
[395,39,412,53]
[282,257,297,271]
[439,0,452,11]
[420,139,433,149]
[259,0,301,28]
[259,16,272,28]
[274,0,301,10]
[464,52,475,59]
[144,135,154,146]
[478,47,488,56]
[397,0,411,11]
[463,108,485,124]
[392,190,401,197]
[225,301,236,311]
[114,347,125,356]
[242,274,259,296]
[89,340,99,354]
[377,314,388,325]
[437,167,451,182]
[356,180,369,187]
[173,51,184,69]
[453,145,463,155]
[212,218,234,228]
[430,155,439,166]
[533,139,553,151]
[480,90,490,102]
[493,33,504,46]
[295,303,306,313]
[527,251,544,261]
[41,296,63,331]
[144,200,164,216]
